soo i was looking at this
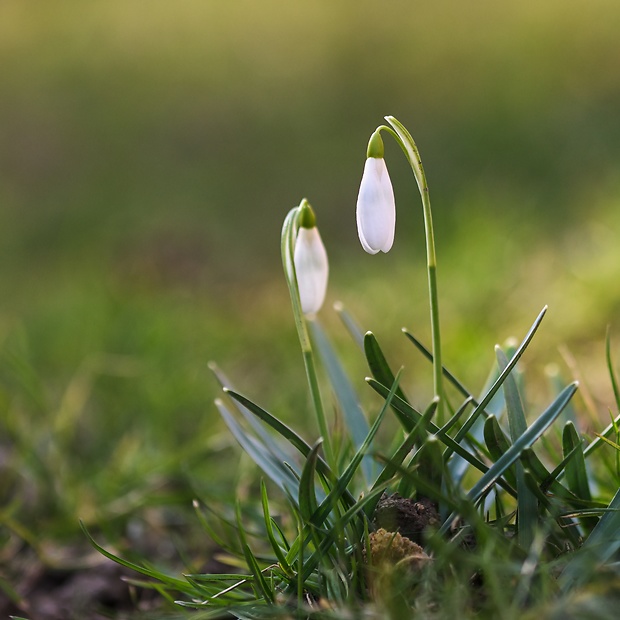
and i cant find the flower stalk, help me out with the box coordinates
[362,116,444,422]
[282,199,334,466]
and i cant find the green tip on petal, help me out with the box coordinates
[298,199,317,229]
[366,130,384,159]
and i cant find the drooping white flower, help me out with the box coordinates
[356,130,396,254]
[294,204,329,316]
[357,159,396,254]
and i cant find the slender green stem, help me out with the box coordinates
[281,203,334,466]
[381,117,444,423]
[302,344,332,462]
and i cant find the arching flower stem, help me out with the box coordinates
[281,200,334,467]
[377,116,444,422]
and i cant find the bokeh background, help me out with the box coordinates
[2,0,620,589]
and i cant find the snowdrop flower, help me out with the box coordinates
[293,201,329,316]
[356,131,396,254]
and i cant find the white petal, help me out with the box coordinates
[356,158,396,254]
[293,227,329,316]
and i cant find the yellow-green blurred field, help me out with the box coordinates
[1,0,620,614]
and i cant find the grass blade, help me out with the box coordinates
[298,440,322,523]
[560,486,620,590]
[309,320,373,482]
[562,421,592,502]
[373,398,438,497]
[300,484,388,583]
[582,411,620,458]
[440,382,578,534]
[260,481,293,575]
[496,346,538,550]
[311,371,402,528]
[483,415,517,489]
[402,329,471,401]
[414,436,445,494]
[235,501,275,604]
[367,379,496,480]
[216,399,300,497]
[80,522,194,595]
[606,328,620,413]
[364,331,412,428]
[334,301,365,350]
[210,363,294,465]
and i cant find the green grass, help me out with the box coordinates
[2,2,620,616]
[78,199,620,618]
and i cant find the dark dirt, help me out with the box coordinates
[0,557,161,620]
[373,493,440,545]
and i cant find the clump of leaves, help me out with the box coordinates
[85,118,620,619]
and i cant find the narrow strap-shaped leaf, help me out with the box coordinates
[521,470,582,549]
[496,346,538,550]
[216,399,300,498]
[414,436,444,493]
[235,501,275,604]
[367,379,500,482]
[299,484,388,584]
[299,440,322,522]
[224,390,316,461]
[513,525,550,608]
[372,398,439,498]
[181,577,246,603]
[366,378,421,428]
[192,499,242,557]
[310,371,402,528]
[402,329,471,400]
[183,573,254,583]
[80,521,194,595]
[309,320,373,482]
[439,396,474,436]
[546,366,578,426]
[560,486,620,589]
[364,332,411,424]
[582,410,620,458]
[606,328,620,413]
[260,481,293,575]
[223,391,330,484]
[445,333,540,485]
[223,389,360,515]
[241,545,274,604]
[440,382,578,534]
[334,301,365,350]
[484,415,517,489]
[520,447,580,504]
[210,362,295,465]
[594,433,620,451]
[562,421,592,502]
[455,308,547,441]
[447,364,506,486]
[407,307,547,452]
[396,398,443,498]
[496,347,527,438]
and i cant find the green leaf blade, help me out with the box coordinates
[562,421,592,502]
[496,346,538,550]
[440,382,578,534]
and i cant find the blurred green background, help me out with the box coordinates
[1,0,620,572]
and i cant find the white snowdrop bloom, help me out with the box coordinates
[294,225,329,316]
[356,156,396,254]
